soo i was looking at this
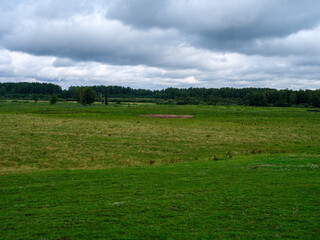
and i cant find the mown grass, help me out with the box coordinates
[0,101,319,239]
[1,156,319,239]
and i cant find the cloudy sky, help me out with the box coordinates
[1,0,320,89]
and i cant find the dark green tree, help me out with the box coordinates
[105,93,108,105]
[75,87,96,105]
[311,91,320,107]
[32,93,39,102]
[50,94,58,104]
[0,86,6,96]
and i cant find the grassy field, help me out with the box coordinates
[0,101,319,239]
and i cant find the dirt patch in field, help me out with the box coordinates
[140,114,193,119]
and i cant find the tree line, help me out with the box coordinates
[1,82,320,107]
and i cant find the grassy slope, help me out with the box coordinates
[0,101,319,239]
[1,156,319,239]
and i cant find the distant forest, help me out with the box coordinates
[1,82,320,107]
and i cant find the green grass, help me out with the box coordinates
[0,101,319,239]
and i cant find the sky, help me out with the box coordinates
[0,0,320,90]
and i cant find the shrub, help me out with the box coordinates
[32,93,39,102]
[50,94,58,104]
[75,87,96,105]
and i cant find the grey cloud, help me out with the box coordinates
[108,1,320,36]
[53,58,78,67]
[31,0,100,19]
[2,0,320,63]
[3,11,221,70]
[245,27,320,57]
[0,0,320,90]
[107,0,320,52]
[2,17,184,68]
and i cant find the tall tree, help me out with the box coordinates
[75,87,96,105]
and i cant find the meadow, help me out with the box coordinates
[0,101,319,239]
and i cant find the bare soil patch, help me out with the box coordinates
[140,114,193,119]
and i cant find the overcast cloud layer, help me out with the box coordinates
[0,0,320,89]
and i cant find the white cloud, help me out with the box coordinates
[1,49,320,90]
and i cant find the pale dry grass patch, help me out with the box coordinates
[1,105,320,171]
